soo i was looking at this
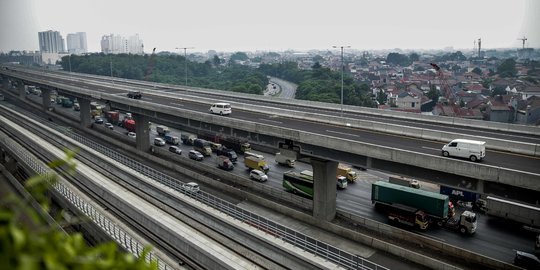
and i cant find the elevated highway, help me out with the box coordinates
[1,66,539,217]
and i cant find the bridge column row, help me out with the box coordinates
[17,81,25,99]
[312,159,338,221]
[41,88,51,110]
[134,113,150,152]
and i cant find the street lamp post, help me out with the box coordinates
[109,55,114,85]
[176,47,194,86]
[332,45,350,117]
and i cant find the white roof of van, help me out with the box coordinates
[213,102,230,105]
[450,139,486,145]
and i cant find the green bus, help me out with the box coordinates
[282,170,314,199]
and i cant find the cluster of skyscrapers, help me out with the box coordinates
[37,30,144,55]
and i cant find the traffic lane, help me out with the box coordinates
[149,96,540,174]
[138,87,540,144]
[15,68,540,143]
[43,101,537,265]
[22,72,127,95]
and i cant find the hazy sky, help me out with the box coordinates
[1,0,539,53]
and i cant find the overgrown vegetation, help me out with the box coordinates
[0,149,157,270]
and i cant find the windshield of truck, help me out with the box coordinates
[465,215,477,223]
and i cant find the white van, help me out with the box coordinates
[209,102,232,115]
[441,139,486,162]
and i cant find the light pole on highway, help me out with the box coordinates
[333,45,350,118]
[176,47,194,86]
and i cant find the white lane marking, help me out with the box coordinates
[422,146,441,151]
[259,118,283,124]
[144,98,153,101]
[170,102,184,106]
[327,130,360,137]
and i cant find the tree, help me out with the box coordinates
[497,58,517,77]
[212,55,221,67]
[386,52,411,66]
[491,86,506,96]
[409,52,420,62]
[0,151,157,270]
[376,89,387,105]
[426,85,440,102]
[471,67,482,76]
[230,52,249,62]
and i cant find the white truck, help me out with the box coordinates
[275,152,295,167]
[156,125,170,136]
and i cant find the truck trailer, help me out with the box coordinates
[485,196,540,229]
[439,185,486,212]
[372,181,476,234]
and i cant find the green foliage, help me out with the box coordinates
[426,85,440,101]
[0,150,157,270]
[386,53,411,66]
[471,67,482,76]
[435,51,467,62]
[60,53,268,95]
[259,61,373,107]
[230,52,249,62]
[491,86,506,96]
[497,58,517,78]
[376,89,387,105]
[409,53,420,62]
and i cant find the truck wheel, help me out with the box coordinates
[220,111,223,116]
[459,226,467,234]
[437,220,443,227]
[470,155,477,162]
[442,151,449,157]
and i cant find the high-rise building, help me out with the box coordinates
[66,32,87,54]
[101,33,144,55]
[38,30,65,53]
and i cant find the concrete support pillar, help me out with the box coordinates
[17,81,25,99]
[311,158,338,221]
[41,88,51,110]
[79,98,91,128]
[476,180,484,194]
[134,113,150,152]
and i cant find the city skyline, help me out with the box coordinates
[1,0,539,54]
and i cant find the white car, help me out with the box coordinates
[127,132,136,139]
[182,182,200,193]
[249,169,268,182]
[209,102,232,116]
[105,123,114,130]
[154,138,165,146]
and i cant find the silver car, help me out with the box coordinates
[182,182,200,193]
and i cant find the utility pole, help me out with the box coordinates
[176,47,194,86]
[332,45,350,117]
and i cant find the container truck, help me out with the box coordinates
[61,97,73,108]
[485,196,540,229]
[156,125,170,136]
[164,134,180,145]
[123,119,136,133]
[222,137,251,153]
[216,155,234,171]
[372,181,476,234]
[105,111,120,125]
[216,146,238,163]
[439,185,486,212]
[181,133,197,145]
[389,175,420,189]
[193,139,212,156]
[244,156,269,173]
[337,164,358,183]
[275,152,295,167]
